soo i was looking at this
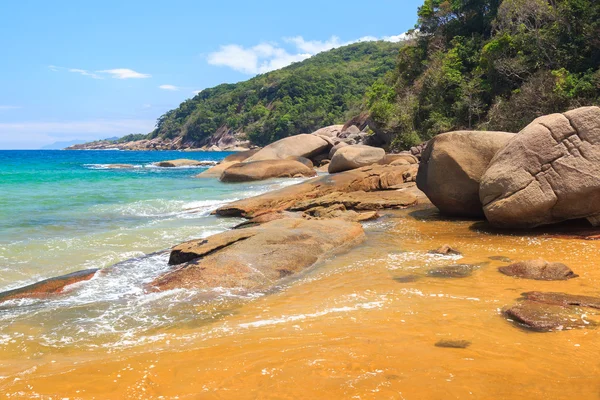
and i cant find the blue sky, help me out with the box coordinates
[0,0,422,149]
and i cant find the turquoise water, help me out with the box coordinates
[0,150,311,350]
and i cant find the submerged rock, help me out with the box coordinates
[427,264,479,278]
[481,106,600,228]
[393,275,421,283]
[0,269,98,303]
[499,260,578,281]
[489,256,512,262]
[151,218,365,291]
[435,340,471,349]
[216,164,418,218]
[522,291,600,309]
[105,164,135,169]
[416,130,514,217]
[328,145,386,173]
[220,160,317,183]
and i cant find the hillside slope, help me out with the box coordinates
[367,0,600,150]
[70,41,402,150]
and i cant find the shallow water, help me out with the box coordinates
[2,197,600,398]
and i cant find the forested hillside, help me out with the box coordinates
[368,0,600,149]
[149,41,402,146]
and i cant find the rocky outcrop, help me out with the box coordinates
[289,190,417,212]
[155,159,217,168]
[498,259,578,280]
[219,160,317,183]
[196,150,259,178]
[417,131,515,217]
[216,164,419,218]
[311,125,344,138]
[0,269,98,303]
[328,145,386,173]
[246,134,331,162]
[481,106,600,228]
[150,218,365,291]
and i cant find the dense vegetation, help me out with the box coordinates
[368,0,600,149]
[148,41,402,146]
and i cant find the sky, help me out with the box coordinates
[0,0,423,149]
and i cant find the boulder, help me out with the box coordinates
[498,259,578,281]
[429,245,461,256]
[246,134,331,162]
[150,218,365,291]
[480,106,600,228]
[220,160,317,183]
[286,156,313,168]
[311,125,344,138]
[339,125,361,138]
[0,269,98,303]
[416,131,515,217]
[155,159,216,168]
[380,154,418,165]
[216,164,417,218]
[222,149,260,163]
[328,142,349,159]
[329,145,386,174]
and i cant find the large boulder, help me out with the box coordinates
[311,125,344,138]
[222,149,260,163]
[481,106,600,228]
[216,164,417,218]
[246,134,331,162]
[150,218,365,291]
[328,145,386,173]
[219,160,317,183]
[416,131,515,217]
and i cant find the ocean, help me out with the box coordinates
[0,150,306,350]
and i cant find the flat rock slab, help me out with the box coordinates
[522,291,600,309]
[155,159,216,168]
[216,164,418,218]
[151,218,365,291]
[504,300,593,331]
[499,260,577,280]
[0,269,98,303]
[290,190,417,212]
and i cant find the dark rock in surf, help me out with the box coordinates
[499,259,578,281]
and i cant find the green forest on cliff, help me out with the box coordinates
[368,0,600,149]
[149,41,402,146]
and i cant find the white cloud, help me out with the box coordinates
[69,68,103,79]
[0,105,20,110]
[159,84,179,91]
[48,65,59,72]
[192,90,202,95]
[208,33,411,75]
[96,68,151,79]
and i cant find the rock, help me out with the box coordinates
[311,153,330,165]
[220,160,317,183]
[429,245,461,256]
[417,131,515,217]
[286,156,314,169]
[222,149,261,163]
[155,159,216,168]
[151,218,365,291]
[216,164,417,218]
[410,142,428,159]
[489,256,512,262]
[290,190,417,212]
[427,264,479,278]
[329,145,386,174]
[504,301,592,331]
[498,259,578,281]
[246,134,331,162]
[380,154,419,165]
[302,205,380,222]
[339,125,361,138]
[480,106,600,228]
[233,211,302,229]
[0,269,98,303]
[328,142,349,159]
[195,161,238,178]
[393,275,421,283]
[434,340,471,349]
[105,164,135,169]
[311,125,344,138]
[319,159,330,166]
